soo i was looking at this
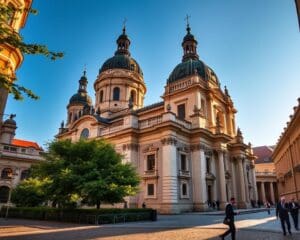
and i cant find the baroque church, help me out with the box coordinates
[56,23,258,214]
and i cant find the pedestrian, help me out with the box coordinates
[212,201,216,210]
[142,202,146,208]
[265,201,271,215]
[288,198,299,231]
[216,200,220,210]
[276,196,292,236]
[219,197,238,240]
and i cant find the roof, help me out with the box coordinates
[11,139,42,151]
[253,146,274,164]
[134,101,164,113]
[99,54,143,76]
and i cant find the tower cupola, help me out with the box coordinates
[182,17,199,62]
[115,26,131,56]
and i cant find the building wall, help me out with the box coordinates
[273,98,300,201]
[0,0,32,122]
[0,140,43,204]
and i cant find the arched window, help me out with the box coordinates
[130,90,136,104]
[0,186,10,203]
[80,128,89,139]
[113,87,120,101]
[99,90,104,103]
[1,168,13,179]
[21,170,29,180]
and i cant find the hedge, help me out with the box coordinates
[0,207,156,224]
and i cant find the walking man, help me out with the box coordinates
[219,197,237,240]
[276,196,292,236]
[289,198,299,230]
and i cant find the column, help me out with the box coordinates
[237,158,247,208]
[191,144,207,211]
[218,151,227,209]
[211,153,218,201]
[161,137,178,213]
[124,143,139,208]
[261,182,266,204]
[270,182,275,205]
[230,159,237,199]
[251,166,258,202]
[243,160,250,203]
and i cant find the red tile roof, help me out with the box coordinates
[253,146,274,164]
[11,139,42,150]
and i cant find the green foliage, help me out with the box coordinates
[0,4,64,100]
[11,178,49,207]
[25,139,140,209]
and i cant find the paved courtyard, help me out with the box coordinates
[0,210,299,240]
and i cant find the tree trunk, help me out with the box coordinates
[96,200,100,209]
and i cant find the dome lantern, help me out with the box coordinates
[115,24,131,56]
[69,70,92,106]
[182,15,199,62]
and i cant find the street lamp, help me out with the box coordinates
[5,171,18,219]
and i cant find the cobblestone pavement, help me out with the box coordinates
[0,210,299,240]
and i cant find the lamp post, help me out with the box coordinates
[5,171,18,219]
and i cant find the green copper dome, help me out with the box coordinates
[69,92,92,106]
[167,59,208,83]
[99,54,143,76]
[69,71,92,106]
[167,23,218,84]
[99,27,143,76]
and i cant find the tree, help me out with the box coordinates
[11,177,49,207]
[0,4,63,100]
[29,139,140,209]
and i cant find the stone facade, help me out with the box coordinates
[0,115,43,205]
[253,146,278,205]
[57,24,258,213]
[273,98,300,201]
[0,0,32,124]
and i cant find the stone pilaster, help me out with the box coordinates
[270,182,275,204]
[210,152,218,201]
[230,158,238,200]
[243,161,250,203]
[261,182,266,203]
[122,143,139,208]
[160,137,178,213]
[237,157,247,208]
[217,151,227,209]
[250,164,258,202]
[191,144,208,211]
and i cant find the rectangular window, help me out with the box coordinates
[182,183,187,196]
[147,154,155,171]
[177,104,185,120]
[181,154,187,171]
[147,184,154,196]
[10,147,17,152]
[206,157,210,173]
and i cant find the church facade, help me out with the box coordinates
[57,24,258,213]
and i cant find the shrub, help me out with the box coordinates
[0,207,155,224]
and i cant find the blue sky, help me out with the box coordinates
[5,0,300,148]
